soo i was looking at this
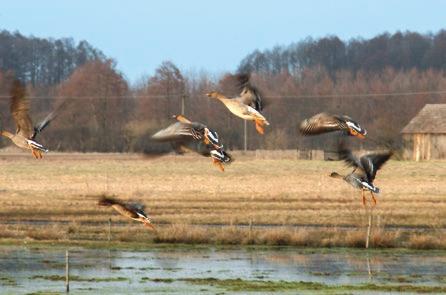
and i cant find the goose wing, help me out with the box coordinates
[31,100,67,140]
[10,81,33,138]
[152,122,204,142]
[338,148,362,169]
[239,85,265,112]
[299,113,347,136]
[359,152,392,182]
[234,73,266,111]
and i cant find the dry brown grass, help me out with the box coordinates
[0,152,445,248]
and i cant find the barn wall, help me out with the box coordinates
[402,133,446,160]
[431,134,446,159]
[402,134,413,160]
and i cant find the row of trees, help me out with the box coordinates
[239,30,446,75]
[0,30,105,86]
[1,30,446,152]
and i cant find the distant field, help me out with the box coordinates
[0,152,445,249]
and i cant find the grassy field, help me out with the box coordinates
[0,152,445,249]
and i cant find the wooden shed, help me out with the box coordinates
[401,104,446,160]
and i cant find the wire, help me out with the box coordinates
[0,89,445,100]
[264,90,446,99]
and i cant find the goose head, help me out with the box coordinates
[345,119,367,139]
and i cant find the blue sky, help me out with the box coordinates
[2,1,446,82]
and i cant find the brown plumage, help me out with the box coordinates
[330,147,393,206]
[299,112,367,138]
[98,196,155,230]
[206,73,269,135]
[10,80,34,139]
[151,115,232,171]
[1,80,63,158]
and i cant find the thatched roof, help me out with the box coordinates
[401,104,446,134]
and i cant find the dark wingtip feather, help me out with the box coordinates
[235,72,251,88]
[97,195,120,206]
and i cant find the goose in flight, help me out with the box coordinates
[330,147,392,206]
[98,196,156,230]
[206,74,269,134]
[152,115,232,171]
[299,112,366,139]
[0,80,63,158]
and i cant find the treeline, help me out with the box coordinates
[1,30,446,152]
[0,30,105,86]
[239,30,446,75]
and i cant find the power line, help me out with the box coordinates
[0,89,445,100]
[264,90,446,99]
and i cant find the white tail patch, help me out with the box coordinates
[27,139,49,152]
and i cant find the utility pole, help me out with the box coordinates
[181,94,186,115]
[65,250,69,293]
[244,120,248,152]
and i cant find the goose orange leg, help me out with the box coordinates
[31,149,43,159]
[212,159,225,172]
[255,120,265,135]
[370,191,377,206]
[143,221,156,231]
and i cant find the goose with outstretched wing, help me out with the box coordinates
[330,147,392,206]
[98,196,156,230]
[0,80,63,158]
[151,115,232,171]
[206,73,269,135]
[299,112,367,139]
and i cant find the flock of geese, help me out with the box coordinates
[0,75,392,229]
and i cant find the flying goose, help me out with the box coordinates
[206,74,269,134]
[98,196,155,230]
[0,80,62,158]
[151,115,232,171]
[330,147,392,206]
[299,112,366,139]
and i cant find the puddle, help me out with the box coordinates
[0,245,445,294]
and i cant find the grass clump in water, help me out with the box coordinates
[31,275,128,282]
[0,276,17,286]
[178,277,446,293]
[140,277,174,283]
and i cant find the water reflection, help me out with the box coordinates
[0,245,445,294]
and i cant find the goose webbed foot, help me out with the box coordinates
[255,120,265,135]
[143,221,156,231]
[212,159,225,172]
[31,148,43,159]
[31,149,38,159]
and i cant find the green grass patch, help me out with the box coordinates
[30,275,128,282]
[176,277,446,293]
[0,276,17,286]
[140,277,174,283]
[2,239,446,256]
[25,292,60,295]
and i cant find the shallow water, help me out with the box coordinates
[0,245,445,294]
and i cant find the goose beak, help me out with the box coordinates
[349,129,365,139]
